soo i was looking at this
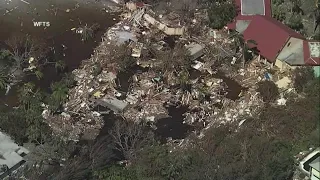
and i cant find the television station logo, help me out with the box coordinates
[33,21,50,27]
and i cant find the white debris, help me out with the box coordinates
[146,116,155,122]
[28,57,35,63]
[88,88,94,93]
[42,109,50,120]
[92,111,101,117]
[277,97,287,106]
[20,0,30,4]
[61,112,71,120]
[123,26,130,31]
[238,119,246,127]
[231,56,237,64]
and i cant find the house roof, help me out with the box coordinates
[304,41,320,65]
[310,156,320,171]
[0,132,29,177]
[227,0,272,29]
[242,15,305,62]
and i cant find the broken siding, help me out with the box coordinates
[276,37,304,65]
[143,14,185,36]
[274,59,294,71]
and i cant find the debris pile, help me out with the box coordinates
[45,2,271,141]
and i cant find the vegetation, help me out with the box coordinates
[78,23,100,42]
[272,0,319,36]
[0,2,318,180]
[92,75,319,180]
[0,82,51,144]
[257,80,280,103]
[47,73,76,112]
[230,31,257,67]
[204,0,238,29]
[293,67,315,93]
[155,42,192,73]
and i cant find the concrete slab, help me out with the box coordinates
[186,43,204,61]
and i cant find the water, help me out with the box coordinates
[155,105,193,142]
[0,0,118,105]
[213,72,245,100]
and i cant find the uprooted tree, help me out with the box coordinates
[109,119,155,160]
[4,34,49,81]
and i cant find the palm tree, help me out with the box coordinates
[0,73,8,90]
[50,81,69,105]
[18,82,37,104]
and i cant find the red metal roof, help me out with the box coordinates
[227,0,272,29]
[136,2,144,7]
[303,40,320,65]
[242,15,305,62]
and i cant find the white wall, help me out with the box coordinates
[277,37,304,65]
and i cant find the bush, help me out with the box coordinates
[293,67,315,93]
[257,80,280,103]
[286,14,304,31]
[206,0,238,29]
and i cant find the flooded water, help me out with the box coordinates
[155,105,193,142]
[213,72,245,100]
[0,0,118,105]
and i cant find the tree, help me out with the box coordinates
[50,82,69,106]
[51,135,115,180]
[286,14,304,31]
[155,42,192,73]
[293,67,315,93]
[16,82,52,142]
[47,74,75,112]
[257,80,279,103]
[109,119,154,160]
[205,0,238,29]
[0,106,28,144]
[230,32,257,67]
[4,34,49,81]
[93,165,137,180]
[0,72,8,90]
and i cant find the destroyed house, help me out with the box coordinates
[242,15,320,69]
[0,132,29,179]
[227,0,272,33]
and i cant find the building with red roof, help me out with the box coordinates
[242,15,320,69]
[227,0,272,33]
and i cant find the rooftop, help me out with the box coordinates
[303,41,320,65]
[0,132,29,177]
[227,0,271,30]
[243,15,305,62]
[310,156,320,171]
